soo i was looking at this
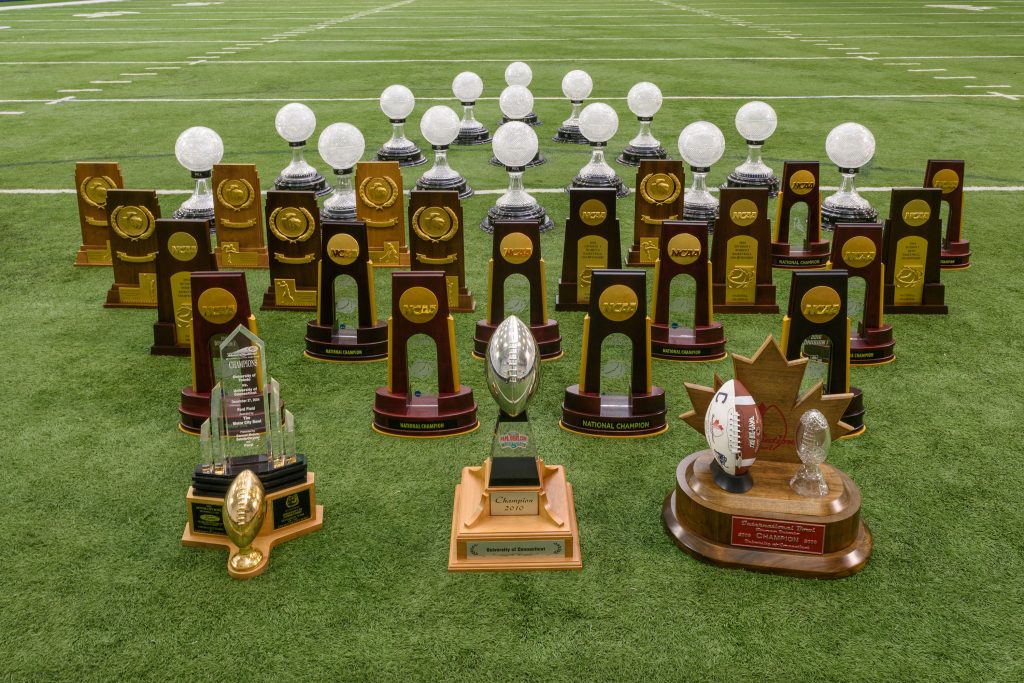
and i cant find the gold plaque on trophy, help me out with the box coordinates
[355,161,410,266]
[213,163,268,269]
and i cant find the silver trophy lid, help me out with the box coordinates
[485,315,539,417]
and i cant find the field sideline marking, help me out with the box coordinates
[0,111,25,115]
[0,0,127,11]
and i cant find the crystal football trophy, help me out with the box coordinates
[502,61,541,126]
[449,315,582,571]
[375,84,426,167]
[452,71,490,145]
[724,101,780,196]
[317,122,364,221]
[181,324,323,579]
[821,122,878,230]
[790,409,831,496]
[553,69,592,144]
[679,121,726,231]
[489,85,545,167]
[569,102,629,197]
[481,122,553,232]
[172,126,222,222]
[273,102,328,195]
[617,81,667,166]
[415,105,473,198]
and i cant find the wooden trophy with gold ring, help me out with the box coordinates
[355,161,410,267]
[104,189,161,308]
[261,190,320,311]
[627,160,684,267]
[212,163,268,269]
[408,190,474,312]
[74,161,123,266]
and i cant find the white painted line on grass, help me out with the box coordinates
[909,68,947,71]
[120,72,157,76]
[0,0,127,11]
[90,80,130,84]
[0,111,25,116]
[935,75,977,79]
[145,66,180,70]
[989,91,1020,100]
[964,84,1010,88]
[57,88,101,92]
[45,96,75,105]
[884,62,920,65]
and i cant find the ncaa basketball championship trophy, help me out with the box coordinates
[372,271,478,437]
[104,188,161,308]
[617,82,667,166]
[627,160,684,267]
[882,188,948,314]
[213,164,268,268]
[650,220,726,361]
[261,190,320,311]
[781,270,865,435]
[925,159,971,269]
[272,103,328,196]
[409,190,474,312]
[304,220,388,362]
[151,218,215,356]
[556,188,621,311]
[830,223,894,365]
[771,161,830,268]
[711,187,778,313]
[501,62,541,126]
[489,86,545,168]
[554,69,592,144]
[821,122,878,230]
[475,220,561,360]
[569,103,629,198]
[179,271,257,433]
[181,324,323,579]
[415,106,473,199]
[355,161,410,266]
[317,122,364,222]
[172,126,222,222]
[482,122,553,232]
[375,84,426,167]
[665,335,871,578]
[724,101,780,196]
[679,121,726,231]
[452,71,491,145]
[449,315,582,572]
[74,161,123,266]
[561,269,667,437]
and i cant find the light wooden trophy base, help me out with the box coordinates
[75,241,111,266]
[663,450,871,579]
[182,473,324,580]
[449,458,582,572]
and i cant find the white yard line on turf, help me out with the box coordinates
[935,75,977,79]
[89,80,129,84]
[58,88,101,92]
[45,96,75,105]
[0,111,24,115]
[909,68,947,71]
[0,0,127,10]
[964,84,1011,88]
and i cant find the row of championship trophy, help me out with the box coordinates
[71,66,970,581]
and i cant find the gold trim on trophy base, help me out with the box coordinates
[302,350,387,364]
[449,459,582,572]
[370,421,480,439]
[837,424,866,440]
[181,473,324,580]
[557,421,669,439]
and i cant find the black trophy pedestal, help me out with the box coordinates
[710,458,754,494]
[376,144,427,167]
[554,124,588,144]
[683,203,719,233]
[502,112,541,127]
[724,171,781,198]
[274,172,330,197]
[454,125,491,146]
[414,174,474,199]
[569,172,630,198]
[480,203,554,233]
[489,152,546,168]
[821,203,878,231]
[617,144,668,167]
[841,387,866,438]
[171,207,215,222]
[191,455,309,497]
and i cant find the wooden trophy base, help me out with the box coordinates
[474,319,562,361]
[850,325,895,366]
[712,283,779,314]
[771,241,830,269]
[75,242,111,266]
[449,459,582,572]
[940,240,971,269]
[179,388,211,435]
[554,281,588,312]
[216,245,269,269]
[662,451,871,579]
[651,322,727,361]
[304,321,388,362]
[883,283,948,315]
[261,282,317,311]
[104,276,157,309]
[372,386,479,438]
[451,290,476,313]
[182,472,324,580]
[560,385,667,437]
[151,321,189,357]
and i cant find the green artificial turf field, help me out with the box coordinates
[1,0,1023,680]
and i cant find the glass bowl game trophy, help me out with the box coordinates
[724,101,780,196]
[554,69,593,144]
[415,105,473,199]
[821,122,878,230]
[449,315,582,571]
[375,84,426,167]
[679,121,726,230]
[317,122,365,221]
[172,126,223,222]
[502,61,541,126]
[489,85,545,168]
[452,71,491,145]
[617,81,667,166]
[272,102,328,195]
[482,121,553,232]
[570,102,628,197]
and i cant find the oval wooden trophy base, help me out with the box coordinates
[770,241,831,269]
[372,386,479,438]
[651,322,727,362]
[560,385,667,438]
[304,321,388,362]
[663,451,872,579]
[850,325,895,366]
